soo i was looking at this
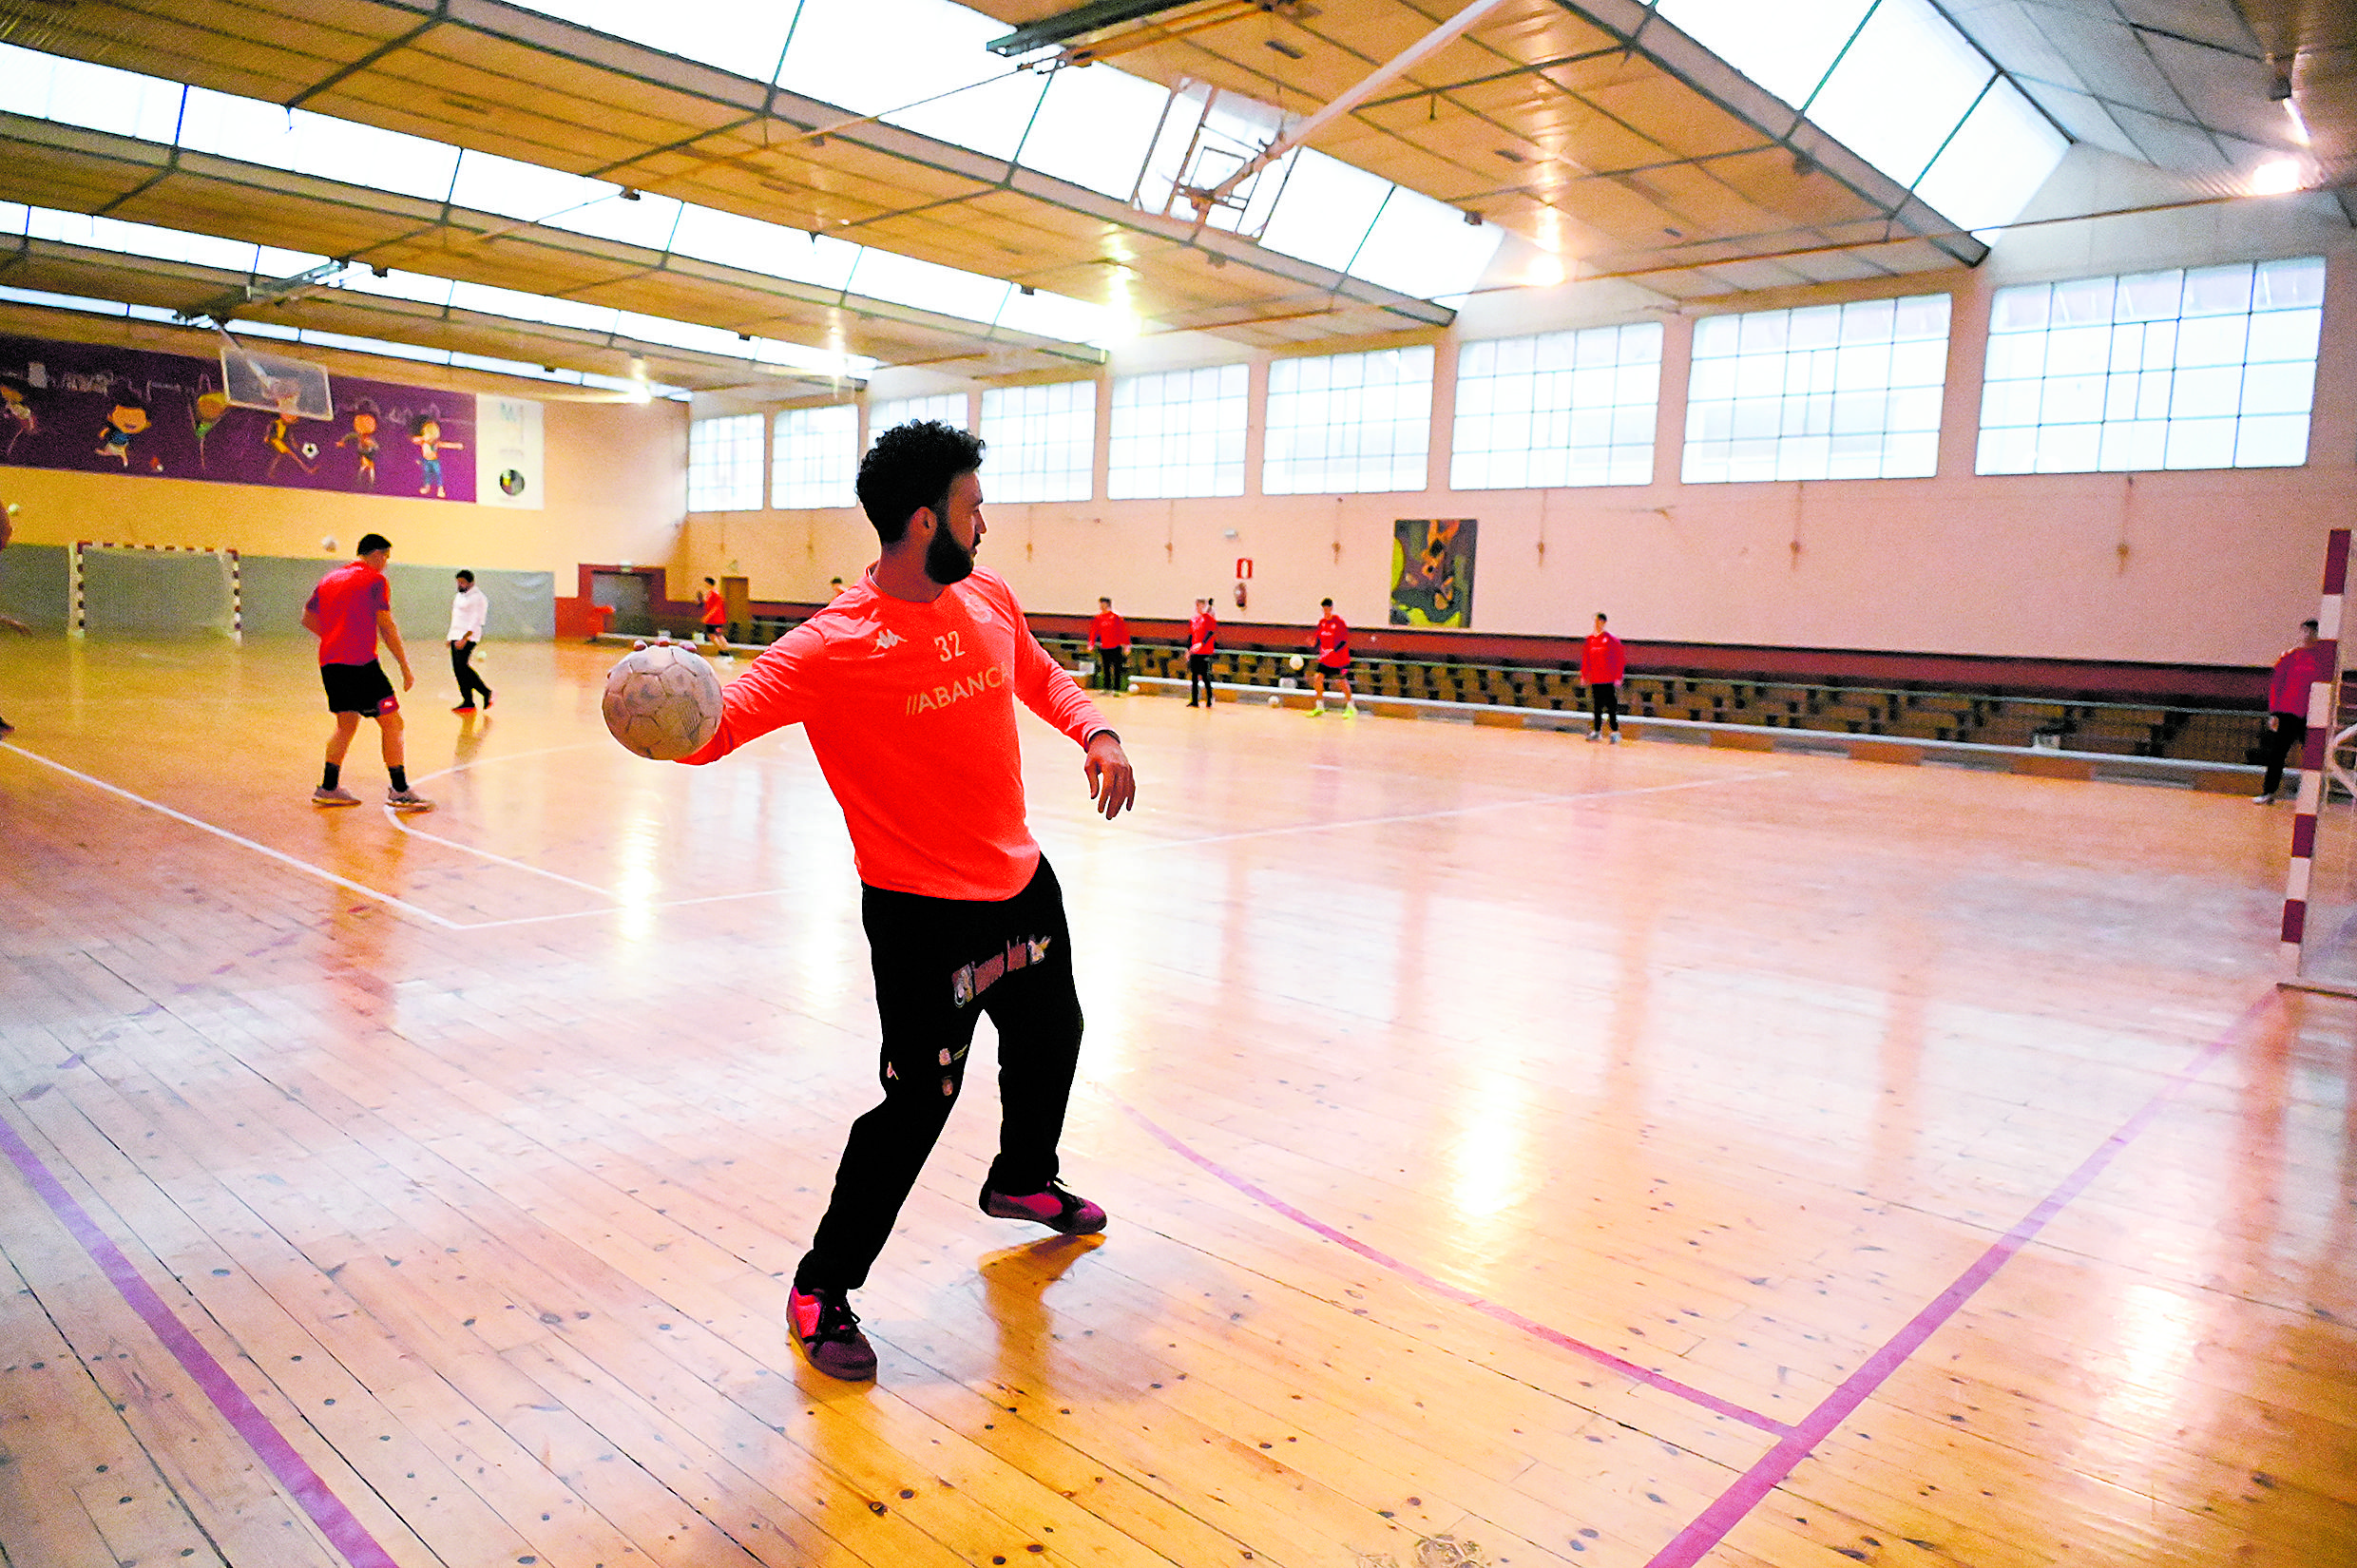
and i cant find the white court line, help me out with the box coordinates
[4,739,798,933]
[394,743,623,899]
[2,741,461,928]
[1126,769,1787,853]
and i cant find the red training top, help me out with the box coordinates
[306,562,390,666]
[2269,641,2329,715]
[1088,609,1130,650]
[1187,610,1217,657]
[701,589,726,626]
[1581,630,1626,686]
[1313,612,1350,669]
[680,566,1111,901]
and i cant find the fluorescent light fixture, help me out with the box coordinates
[2251,159,2305,195]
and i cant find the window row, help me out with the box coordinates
[692,256,2328,510]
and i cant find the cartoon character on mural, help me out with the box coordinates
[0,384,36,457]
[262,408,315,476]
[411,410,462,499]
[190,387,230,468]
[94,393,150,468]
[338,398,381,488]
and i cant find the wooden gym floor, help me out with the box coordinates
[0,635,2349,1568]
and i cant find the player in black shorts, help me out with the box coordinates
[305,533,431,811]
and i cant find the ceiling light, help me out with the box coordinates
[1523,258,1565,288]
[2251,159,2304,196]
[1266,38,1304,60]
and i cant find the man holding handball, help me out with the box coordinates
[677,421,1136,1382]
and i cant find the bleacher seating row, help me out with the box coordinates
[1040,637,2271,770]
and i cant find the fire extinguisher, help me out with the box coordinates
[1233,556,1251,610]
[1233,580,1247,609]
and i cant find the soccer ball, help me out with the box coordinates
[300,441,318,460]
[1289,654,1306,671]
[602,640,722,760]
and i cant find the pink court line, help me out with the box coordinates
[0,1109,404,1568]
[1641,991,2274,1568]
[1116,1100,1793,1438]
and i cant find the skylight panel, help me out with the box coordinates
[669,206,860,291]
[85,215,259,272]
[302,329,450,364]
[1019,64,1169,200]
[612,311,750,357]
[1256,150,1391,275]
[448,148,619,225]
[1805,0,1993,186]
[846,248,1011,328]
[450,280,618,335]
[1348,186,1504,304]
[331,270,454,308]
[1910,78,2067,235]
[774,0,1044,161]
[177,88,462,202]
[255,245,335,277]
[1655,0,1873,109]
[549,189,684,251]
[755,338,877,378]
[995,287,1130,347]
[0,45,183,143]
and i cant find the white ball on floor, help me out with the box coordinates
[603,641,723,760]
[1267,695,1280,707]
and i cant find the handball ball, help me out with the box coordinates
[603,641,722,760]
[300,441,319,460]
[1289,654,1306,671]
[321,537,336,551]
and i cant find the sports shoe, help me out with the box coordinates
[386,788,434,813]
[1307,706,1325,718]
[312,785,361,806]
[980,1179,1107,1235]
[1608,732,1620,745]
[1586,731,1601,742]
[788,1285,876,1381]
[451,703,476,713]
[2252,791,2277,804]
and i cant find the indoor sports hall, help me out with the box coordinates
[0,4,2350,1567]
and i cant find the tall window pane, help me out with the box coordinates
[772,404,858,508]
[1108,363,1248,499]
[1977,257,2324,474]
[979,381,1096,502]
[869,392,968,445]
[1452,321,1661,490]
[1264,345,1433,495]
[687,413,763,510]
[1683,294,1951,483]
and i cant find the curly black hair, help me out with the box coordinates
[856,419,985,544]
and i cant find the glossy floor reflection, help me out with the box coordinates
[0,635,2347,1567]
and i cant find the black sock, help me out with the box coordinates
[321,761,340,791]
[389,765,409,792]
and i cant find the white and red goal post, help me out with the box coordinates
[68,541,243,644]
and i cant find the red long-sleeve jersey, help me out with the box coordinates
[680,567,1111,900]
[1581,631,1626,685]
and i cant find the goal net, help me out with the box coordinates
[2287,527,2353,993]
[71,542,242,643]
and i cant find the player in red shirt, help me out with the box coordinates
[2255,618,2327,803]
[1185,597,1217,707]
[699,576,728,652]
[1581,612,1628,743]
[0,500,29,734]
[1308,597,1355,718]
[1086,596,1130,693]
[680,420,1136,1382]
[303,532,430,810]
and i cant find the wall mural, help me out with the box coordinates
[1390,518,1477,627]
[0,333,480,502]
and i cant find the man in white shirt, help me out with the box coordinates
[447,569,492,712]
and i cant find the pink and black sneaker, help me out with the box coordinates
[788,1284,876,1381]
[979,1179,1107,1235]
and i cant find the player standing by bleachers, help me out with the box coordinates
[1308,597,1354,718]
[1583,612,1626,744]
[1088,596,1130,693]
[1186,597,1217,707]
